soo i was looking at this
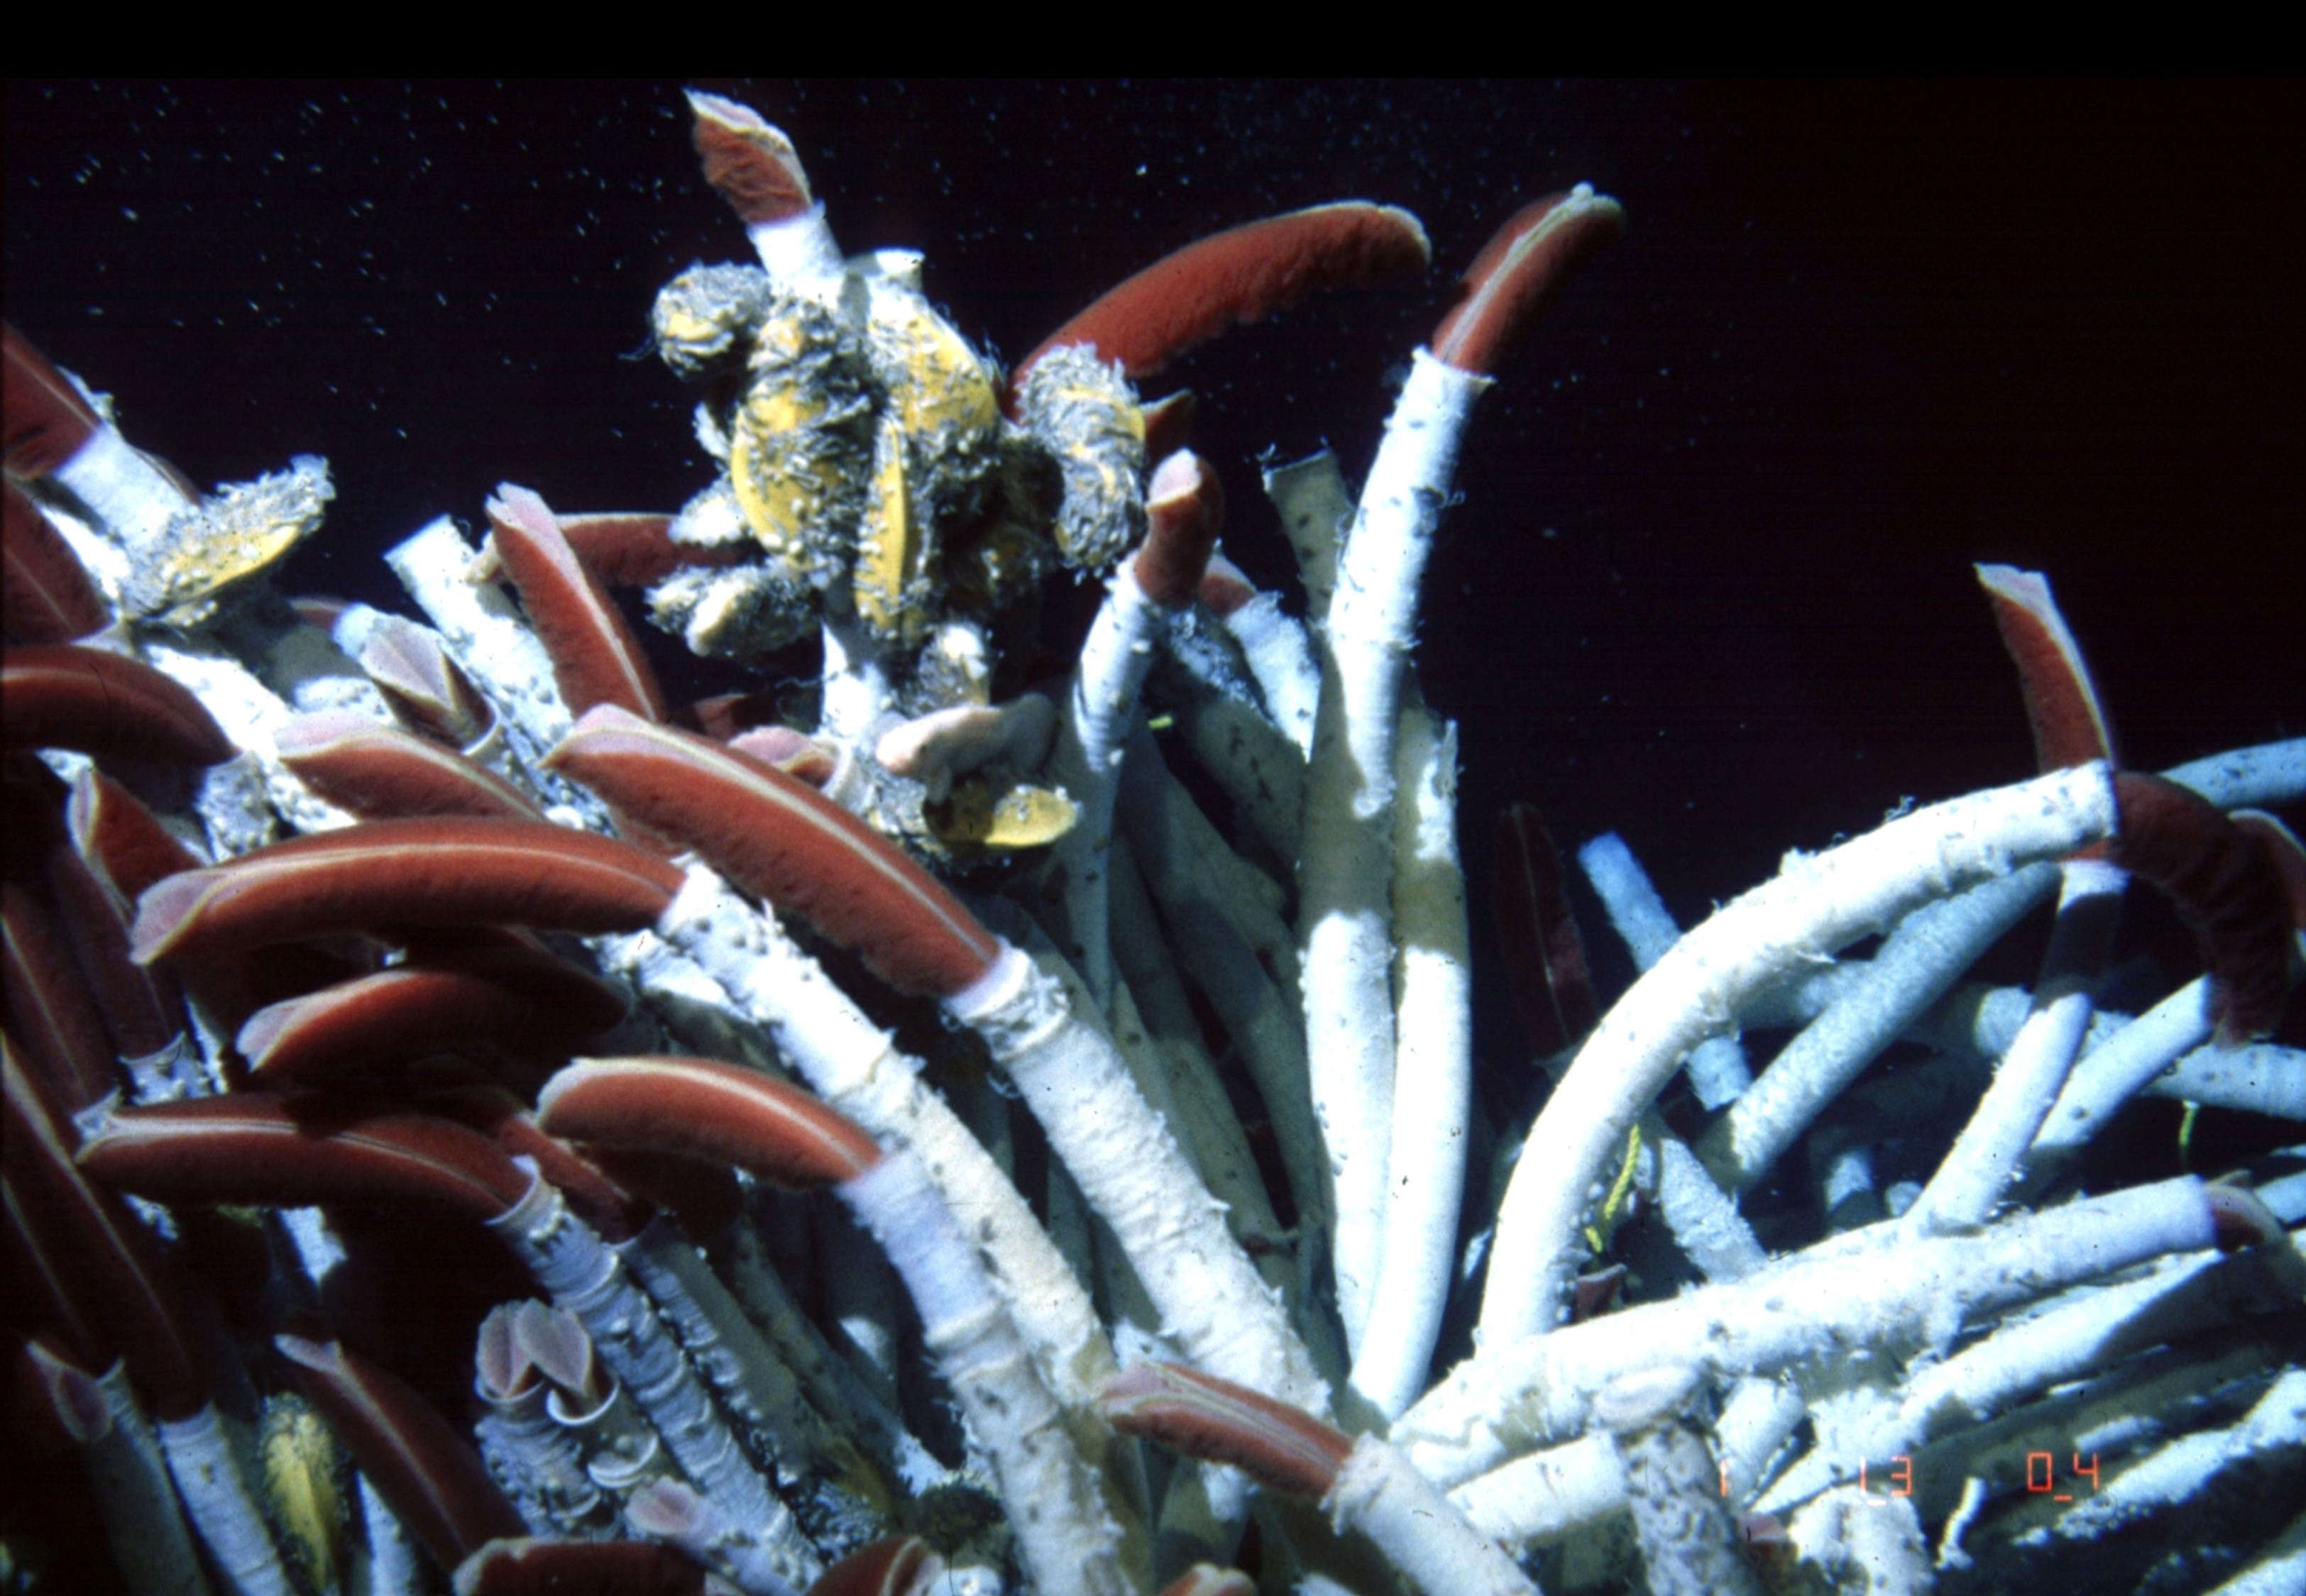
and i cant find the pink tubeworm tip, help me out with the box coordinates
[1134,451,1225,610]
[808,1536,946,1596]
[1011,201,1431,404]
[1975,563,2115,773]
[1140,388,1197,465]
[1431,185,1626,377]
[485,484,668,725]
[2112,771,2297,1044]
[289,594,353,632]
[473,1303,534,1404]
[872,695,1055,791]
[1196,551,1259,617]
[687,686,784,742]
[510,1299,602,1407]
[1097,1359,1350,1500]
[358,614,496,752]
[21,1337,112,1445]
[275,1332,526,1573]
[4,480,109,644]
[2,322,101,479]
[537,1055,882,1191]
[686,90,813,228]
[128,815,685,967]
[2205,1182,2287,1253]
[2,643,237,766]
[545,705,1001,997]
[728,724,840,787]
[1570,1262,1630,1323]
[275,711,542,822]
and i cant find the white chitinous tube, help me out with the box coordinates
[486,1172,821,1594]
[1400,1172,2222,1490]
[838,1150,1137,1596]
[1298,348,1489,1350]
[2031,976,2217,1167]
[654,866,1115,1409]
[1904,853,2128,1235]
[1479,761,2121,1345]
[625,1478,808,1596]
[945,937,1332,1418]
[1048,556,1165,1004]
[1576,832,1752,1108]
[156,1403,295,1596]
[1591,1367,1760,1596]
[817,612,892,749]
[385,515,605,826]
[1324,1435,1539,1596]
[1697,864,2058,1194]
[1350,705,1472,1419]
[1100,1359,1533,1596]
[1784,1485,1931,1595]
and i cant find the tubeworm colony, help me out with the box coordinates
[5,80,2303,1595]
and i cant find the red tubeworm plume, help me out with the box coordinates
[2111,771,2297,1042]
[549,512,746,589]
[804,1535,945,1596]
[130,816,684,964]
[1975,564,2114,771]
[4,480,109,643]
[1097,1359,1351,1500]
[1010,201,1432,402]
[3,643,237,766]
[3,321,102,478]
[454,1536,719,1595]
[1431,186,1625,376]
[537,1055,883,1191]
[275,1332,525,1573]
[485,484,668,724]
[546,706,1001,997]
[275,711,542,821]
[687,90,814,229]
[77,1094,537,1221]
[7,1038,209,1419]
[238,940,624,1085]
[1132,451,1225,610]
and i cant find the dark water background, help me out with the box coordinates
[9,79,2302,1074]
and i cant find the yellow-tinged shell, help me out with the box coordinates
[141,456,334,625]
[1014,344,1146,571]
[727,295,870,577]
[860,272,1002,484]
[853,409,929,644]
[926,778,1078,851]
[260,1393,347,1592]
[651,263,777,379]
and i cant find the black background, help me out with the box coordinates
[10,80,2301,1069]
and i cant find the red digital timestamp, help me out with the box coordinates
[2024,1451,2102,1504]
[1716,1451,2102,1504]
